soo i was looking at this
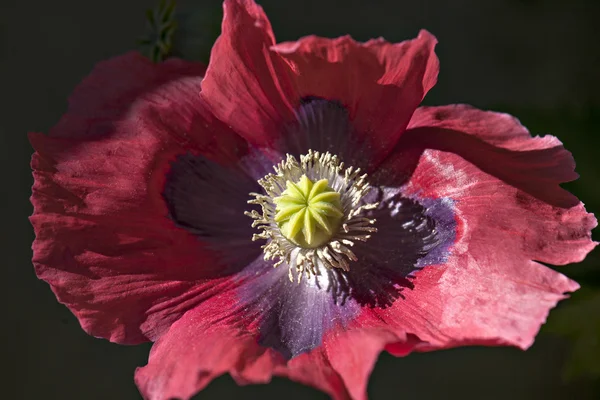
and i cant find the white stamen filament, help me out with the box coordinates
[246,150,378,282]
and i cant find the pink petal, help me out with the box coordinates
[280,351,350,400]
[133,104,596,398]
[50,52,205,139]
[30,53,248,344]
[200,0,298,147]
[322,328,403,400]
[409,104,561,150]
[134,299,404,400]
[272,31,439,166]
[363,105,597,350]
[135,308,284,400]
[406,104,581,207]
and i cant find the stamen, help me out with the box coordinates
[246,150,378,282]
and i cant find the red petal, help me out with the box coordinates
[30,53,247,344]
[404,104,583,208]
[135,301,404,400]
[361,249,581,350]
[321,328,403,400]
[200,0,298,147]
[50,52,205,139]
[408,104,539,149]
[273,329,401,400]
[201,0,438,164]
[272,31,439,166]
[135,309,284,400]
[280,351,350,400]
[364,105,597,350]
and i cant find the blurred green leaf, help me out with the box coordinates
[167,2,223,63]
[145,8,156,27]
[162,0,176,24]
[545,289,600,381]
[138,0,178,63]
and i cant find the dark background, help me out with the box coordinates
[2,0,600,398]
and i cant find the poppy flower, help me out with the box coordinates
[29,0,597,399]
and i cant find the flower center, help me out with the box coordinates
[273,175,343,249]
[246,150,378,282]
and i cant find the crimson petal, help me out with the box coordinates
[403,105,581,207]
[358,105,597,350]
[135,309,283,400]
[200,0,298,147]
[30,52,249,344]
[273,31,439,167]
[135,297,404,400]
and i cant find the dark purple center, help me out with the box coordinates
[162,99,457,359]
